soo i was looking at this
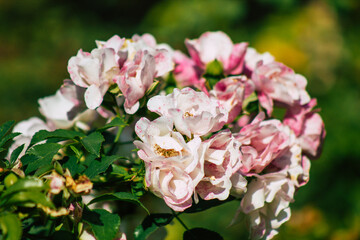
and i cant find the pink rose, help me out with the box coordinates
[240,143,308,240]
[134,116,206,211]
[117,50,156,114]
[96,35,126,60]
[283,99,326,159]
[147,88,228,137]
[252,62,311,115]
[235,112,291,175]
[67,48,119,109]
[38,81,98,130]
[211,76,255,123]
[145,161,195,211]
[172,50,206,92]
[196,130,245,201]
[241,174,294,240]
[244,47,274,75]
[185,31,248,75]
[131,33,174,78]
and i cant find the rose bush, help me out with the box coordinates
[0,31,325,240]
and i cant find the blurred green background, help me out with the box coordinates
[1,0,359,239]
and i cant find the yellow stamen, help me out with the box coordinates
[154,144,180,158]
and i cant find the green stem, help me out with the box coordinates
[114,125,124,143]
[171,209,189,231]
[110,93,119,114]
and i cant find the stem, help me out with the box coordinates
[171,209,189,231]
[114,125,124,143]
[118,141,134,145]
[110,92,121,115]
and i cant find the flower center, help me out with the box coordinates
[183,112,194,118]
[154,144,180,158]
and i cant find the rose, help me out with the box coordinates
[172,50,205,92]
[240,143,308,240]
[134,116,206,211]
[38,81,97,130]
[235,112,291,175]
[196,130,246,201]
[147,87,228,137]
[96,34,174,114]
[172,31,248,91]
[145,161,195,212]
[244,47,274,75]
[252,61,311,115]
[283,99,326,159]
[210,76,255,124]
[185,31,248,75]
[116,50,157,114]
[67,48,119,109]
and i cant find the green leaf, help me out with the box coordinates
[20,154,39,171]
[184,196,235,214]
[98,116,128,132]
[111,164,129,176]
[27,143,62,158]
[33,164,53,177]
[9,144,24,164]
[0,177,45,200]
[82,208,120,240]
[183,228,223,240]
[84,155,121,179]
[0,213,22,240]
[88,192,149,214]
[242,91,258,113]
[83,154,97,166]
[24,143,62,174]
[1,190,55,208]
[0,121,15,140]
[80,132,104,157]
[131,180,146,198]
[0,132,21,148]
[134,214,174,240]
[63,156,86,176]
[30,129,85,147]
[69,145,82,159]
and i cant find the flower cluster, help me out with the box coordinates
[9,31,325,240]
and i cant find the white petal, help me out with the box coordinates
[84,85,103,109]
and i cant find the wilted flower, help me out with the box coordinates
[47,171,65,195]
[65,171,93,195]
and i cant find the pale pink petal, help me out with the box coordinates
[84,84,103,109]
